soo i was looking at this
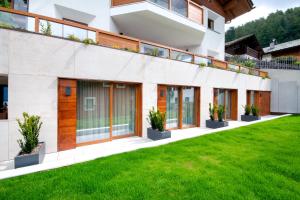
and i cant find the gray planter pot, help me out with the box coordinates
[14,142,45,169]
[241,115,261,122]
[206,120,228,129]
[147,128,171,140]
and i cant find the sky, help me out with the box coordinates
[225,0,300,31]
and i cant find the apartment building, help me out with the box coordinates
[0,0,271,162]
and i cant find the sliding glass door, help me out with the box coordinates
[76,81,110,144]
[162,85,199,129]
[76,81,138,145]
[112,84,136,137]
[182,87,195,127]
[214,88,237,120]
[166,87,179,129]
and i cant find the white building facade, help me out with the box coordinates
[0,0,271,162]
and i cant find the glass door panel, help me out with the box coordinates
[112,84,136,137]
[76,81,110,144]
[218,89,225,106]
[182,87,195,127]
[250,91,255,106]
[166,87,179,129]
[225,90,231,119]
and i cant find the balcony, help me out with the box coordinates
[0,7,269,79]
[110,0,206,48]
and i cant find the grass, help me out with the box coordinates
[0,115,300,199]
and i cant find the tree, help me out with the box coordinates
[226,7,300,47]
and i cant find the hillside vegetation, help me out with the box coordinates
[226,7,300,47]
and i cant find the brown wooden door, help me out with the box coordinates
[258,91,271,116]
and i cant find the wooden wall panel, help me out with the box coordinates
[212,59,227,69]
[58,79,77,151]
[188,2,203,24]
[194,87,201,127]
[157,85,167,113]
[97,32,139,51]
[112,0,143,6]
[135,84,143,137]
[230,90,238,120]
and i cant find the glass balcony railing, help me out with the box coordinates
[140,43,170,58]
[148,0,169,9]
[39,19,96,42]
[171,50,193,63]
[171,0,187,17]
[0,11,34,31]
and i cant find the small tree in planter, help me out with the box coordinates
[241,105,261,122]
[147,108,171,140]
[15,113,45,168]
[206,104,228,129]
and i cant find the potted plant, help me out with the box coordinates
[14,112,45,168]
[147,107,171,140]
[241,105,261,122]
[206,103,229,129]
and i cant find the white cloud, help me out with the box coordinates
[225,6,273,31]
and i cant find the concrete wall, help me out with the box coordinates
[0,29,271,161]
[265,69,300,113]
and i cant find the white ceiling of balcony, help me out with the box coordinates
[111,1,206,49]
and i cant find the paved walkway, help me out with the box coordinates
[0,115,289,180]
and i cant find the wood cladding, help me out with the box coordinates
[188,2,204,24]
[97,32,140,52]
[212,59,228,69]
[157,85,167,113]
[230,90,238,120]
[194,87,201,127]
[58,79,77,151]
[135,84,143,137]
[112,0,143,6]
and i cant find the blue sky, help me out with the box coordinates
[225,0,300,30]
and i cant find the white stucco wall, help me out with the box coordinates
[189,7,225,60]
[0,29,271,161]
[265,69,300,113]
[28,0,119,33]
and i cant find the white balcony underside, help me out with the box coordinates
[111,2,206,48]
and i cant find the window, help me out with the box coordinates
[0,76,8,120]
[13,0,29,12]
[84,97,96,111]
[208,18,214,30]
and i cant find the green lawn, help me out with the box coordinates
[0,115,300,200]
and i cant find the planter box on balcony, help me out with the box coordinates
[14,142,45,169]
[241,115,261,122]
[147,128,171,141]
[206,120,228,129]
